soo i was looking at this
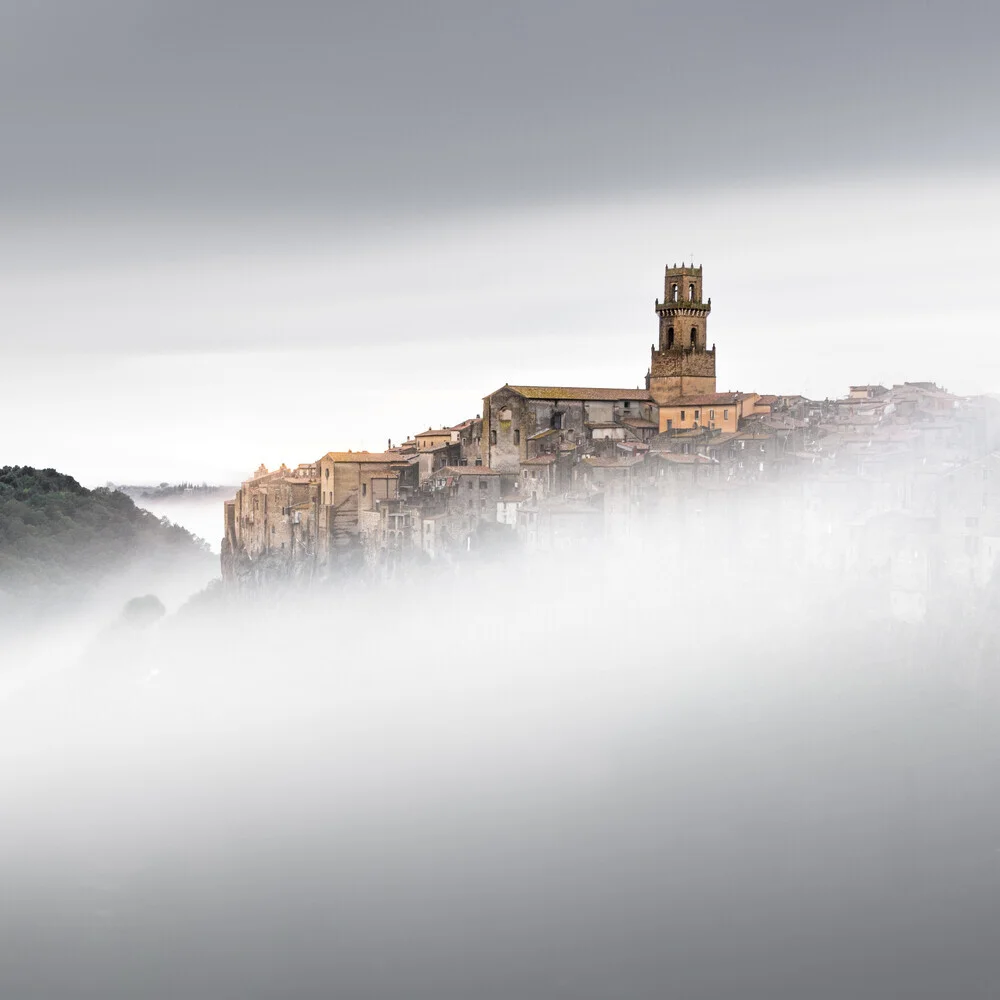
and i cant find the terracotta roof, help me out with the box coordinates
[435,466,503,476]
[755,395,779,406]
[652,453,715,464]
[528,428,561,441]
[705,433,741,448]
[502,384,651,402]
[582,456,645,468]
[324,451,405,464]
[415,428,453,437]
[659,392,749,406]
[521,454,558,465]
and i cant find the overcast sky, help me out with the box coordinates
[2,0,999,484]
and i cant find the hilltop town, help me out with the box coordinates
[222,264,1000,622]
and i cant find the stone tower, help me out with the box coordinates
[645,264,716,402]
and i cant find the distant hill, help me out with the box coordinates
[111,482,236,502]
[0,466,215,618]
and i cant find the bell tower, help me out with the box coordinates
[645,263,716,402]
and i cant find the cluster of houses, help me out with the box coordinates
[221,265,1000,621]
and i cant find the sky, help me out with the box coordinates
[2,0,999,484]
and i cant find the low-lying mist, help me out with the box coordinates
[3,511,1000,1000]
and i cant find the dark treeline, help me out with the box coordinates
[0,466,213,616]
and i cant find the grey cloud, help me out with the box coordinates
[2,0,998,219]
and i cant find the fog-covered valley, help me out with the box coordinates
[4,504,1000,999]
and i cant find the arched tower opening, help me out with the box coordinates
[648,263,715,402]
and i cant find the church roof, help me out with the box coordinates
[499,385,651,402]
[323,451,405,464]
[658,392,750,407]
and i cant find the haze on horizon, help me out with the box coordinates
[2,0,999,484]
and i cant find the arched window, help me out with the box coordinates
[667,326,674,348]
[671,284,678,302]
[688,283,695,300]
[690,326,697,347]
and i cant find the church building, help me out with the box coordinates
[482,264,753,469]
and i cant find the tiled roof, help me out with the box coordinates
[652,453,715,464]
[704,433,741,447]
[755,395,779,406]
[435,466,503,476]
[621,418,658,429]
[521,454,559,465]
[528,428,561,441]
[501,384,651,402]
[415,428,453,437]
[324,451,406,464]
[582,456,645,468]
[659,392,750,406]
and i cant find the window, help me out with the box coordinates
[491,430,497,445]
[690,326,697,347]
[724,409,729,420]
[694,410,700,420]
[551,412,563,429]
[680,410,686,421]
[324,468,330,480]
[623,401,631,410]
[468,479,473,489]
[709,409,715,419]
[514,429,520,445]
[667,326,674,348]
[688,283,695,300]
[362,483,367,497]
[671,283,678,302]
[479,479,487,489]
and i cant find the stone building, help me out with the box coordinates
[647,264,716,403]
[656,392,757,434]
[481,385,656,472]
[222,462,320,585]
[316,451,416,560]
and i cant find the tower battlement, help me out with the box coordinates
[646,264,717,402]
